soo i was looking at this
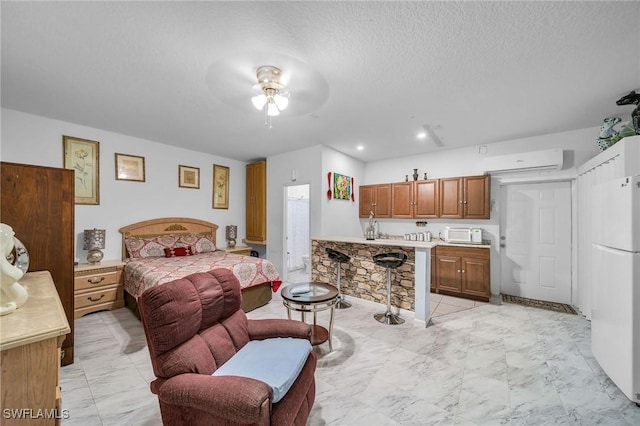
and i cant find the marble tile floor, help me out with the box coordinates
[61,286,640,426]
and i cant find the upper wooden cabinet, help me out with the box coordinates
[391,180,439,218]
[246,161,266,243]
[439,175,490,219]
[359,184,391,218]
[360,174,489,220]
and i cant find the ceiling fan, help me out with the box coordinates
[422,124,445,147]
[204,52,330,121]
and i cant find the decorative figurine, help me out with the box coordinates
[616,90,640,135]
[0,223,28,316]
[596,116,621,151]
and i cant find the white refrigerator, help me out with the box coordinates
[591,174,640,404]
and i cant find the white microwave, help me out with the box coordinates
[442,227,482,244]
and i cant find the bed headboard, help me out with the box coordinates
[118,217,219,260]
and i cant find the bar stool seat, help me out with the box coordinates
[326,247,351,309]
[373,252,408,325]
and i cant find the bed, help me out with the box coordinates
[118,217,281,316]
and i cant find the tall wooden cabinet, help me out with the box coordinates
[359,184,391,218]
[1,162,75,365]
[245,160,267,244]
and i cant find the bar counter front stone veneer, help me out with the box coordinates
[311,240,417,311]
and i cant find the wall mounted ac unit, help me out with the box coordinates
[481,149,564,174]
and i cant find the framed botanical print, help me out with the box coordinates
[63,135,100,205]
[178,165,200,189]
[213,164,229,209]
[115,153,145,182]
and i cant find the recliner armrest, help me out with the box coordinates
[247,318,312,342]
[157,373,272,424]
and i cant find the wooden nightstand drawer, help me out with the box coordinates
[74,270,120,291]
[75,286,119,309]
[222,246,251,256]
[74,260,125,318]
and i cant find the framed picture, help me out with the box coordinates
[115,153,145,182]
[178,165,200,189]
[213,164,229,209]
[333,172,352,200]
[63,135,100,205]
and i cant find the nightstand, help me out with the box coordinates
[74,260,125,319]
[222,246,251,256]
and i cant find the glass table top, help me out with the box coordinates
[281,282,338,303]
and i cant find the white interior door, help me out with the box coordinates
[500,181,572,303]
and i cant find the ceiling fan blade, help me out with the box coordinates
[422,125,444,147]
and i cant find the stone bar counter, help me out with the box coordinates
[311,236,437,326]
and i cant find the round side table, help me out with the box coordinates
[281,282,338,352]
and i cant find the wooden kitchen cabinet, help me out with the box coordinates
[391,180,439,218]
[391,182,413,218]
[439,175,490,219]
[434,245,490,301]
[245,161,267,244]
[415,180,439,218]
[359,184,391,218]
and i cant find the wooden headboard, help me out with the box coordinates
[118,217,219,260]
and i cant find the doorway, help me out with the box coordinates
[499,181,572,304]
[285,184,310,283]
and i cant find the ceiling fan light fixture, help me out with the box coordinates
[252,65,290,127]
[251,94,267,110]
[274,93,289,111]
[267,102,280,117]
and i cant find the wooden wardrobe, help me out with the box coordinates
[1,162,75,365]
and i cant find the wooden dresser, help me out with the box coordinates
[74,260,125,318]
[0,271,71,425]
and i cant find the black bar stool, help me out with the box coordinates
[373,252,408,325]
[325,247,351,309]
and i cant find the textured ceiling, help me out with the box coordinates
[2,1,639,162]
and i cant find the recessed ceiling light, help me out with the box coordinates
[417,132,427,140]
[356,145,364,151]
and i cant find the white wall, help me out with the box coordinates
[1,108,247,263]
[266,145,365,276]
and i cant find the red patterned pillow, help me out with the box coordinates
[164,246,195,258]
[125,235,178,258]
[175,234,217,253]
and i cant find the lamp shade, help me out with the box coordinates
[225,225,237,240]
[83,229,106,250]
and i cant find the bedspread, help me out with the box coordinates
[124,251,281,299]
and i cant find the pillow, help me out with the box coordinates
[125,235,178,258]
[164,246,195,258]
[212,338,312,403]
[175,233,217,253]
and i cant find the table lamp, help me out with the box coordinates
[83,228,105,264]
[225,225,237,248]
